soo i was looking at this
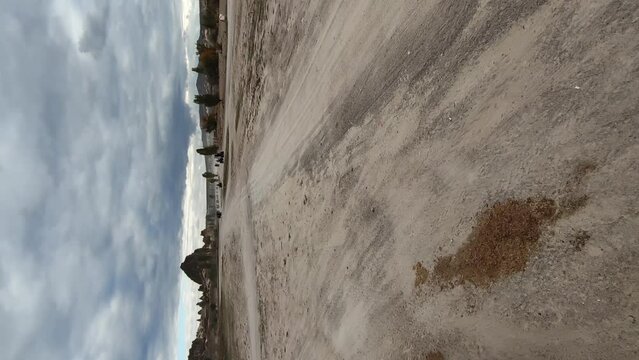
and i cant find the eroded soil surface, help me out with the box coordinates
[219,0,639,359]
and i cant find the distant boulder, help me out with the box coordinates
[188,338,208,360]
[180,248,216,285]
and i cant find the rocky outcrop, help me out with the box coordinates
[188,338,211,360]
[186,0,223,357]
[180,248,216,285]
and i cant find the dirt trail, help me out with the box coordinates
[219,185,261,360]
[221,0,639,359]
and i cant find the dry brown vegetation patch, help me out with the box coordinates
[570,230,590,251]
[434,198,557,287]
[424,350,445,360]
[413,262,429,288]
[571,161,597,187]
[558,194,589,217]
[558,160,596,217]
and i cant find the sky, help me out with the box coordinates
[176,139,207,360]
[177,0,208,359]
[0,0,203,359]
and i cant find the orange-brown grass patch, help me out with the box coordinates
[434,198,557,287]
[424,350,445,360]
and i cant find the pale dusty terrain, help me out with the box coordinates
[218,1,639,359]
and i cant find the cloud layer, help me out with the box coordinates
[79,5,110,55]
[0,0,194,359]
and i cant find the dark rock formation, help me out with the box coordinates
[188,337,211,360]
[180,248,216,285]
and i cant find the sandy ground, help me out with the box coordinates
[219,0,639,359]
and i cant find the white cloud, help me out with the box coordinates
[78,5,110,56]
[177,133,207,358]
[0,0,193,359]
[83,295,139,360]
[52,0,84,43]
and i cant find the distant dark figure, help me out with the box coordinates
[216,211,222,219]
[194,94,221,107]
[192,67,220,83]
[215,151,224,158]
[191,66,206,74]
[196,145,218,156]
[214,163,219,167]
[217,183,223,188]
